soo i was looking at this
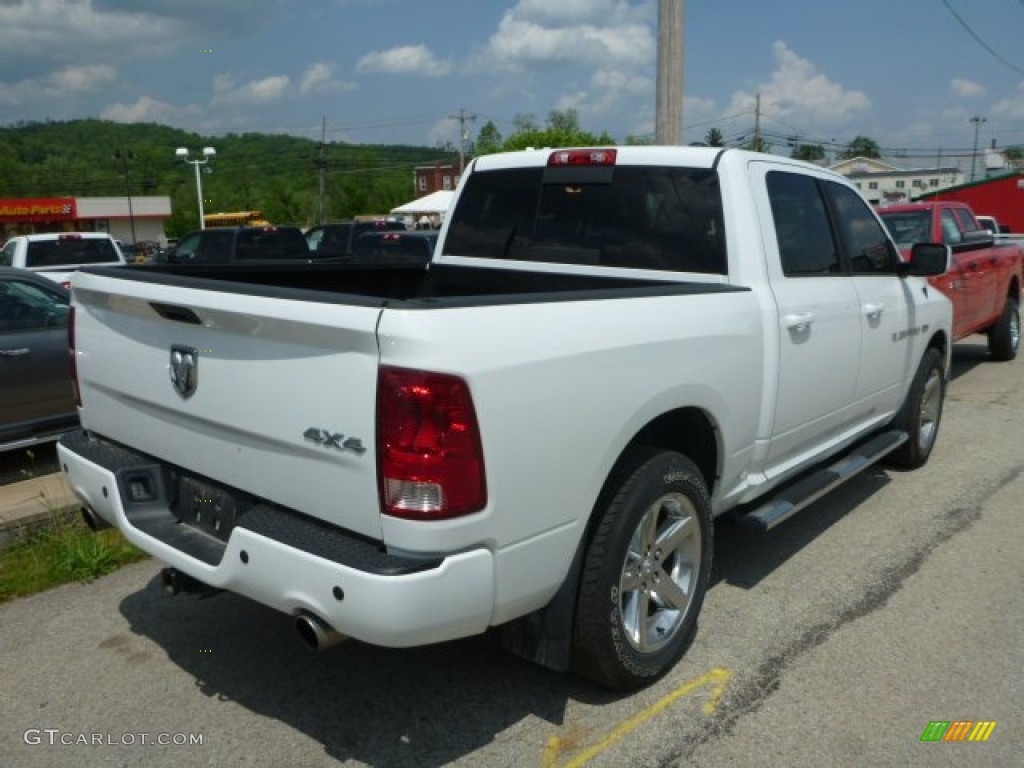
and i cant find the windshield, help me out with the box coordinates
[443,165,727,274]
[878,211,931,250]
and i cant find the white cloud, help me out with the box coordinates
[101,95,178,123]
[556,67,652,119]
[726,41,870,125]
[357,45,453,77]
[476,0,654,134]
[487,15,652,70]
[951,78,986,98]
[212,74,291,106]
[508,0,645,26]
[48,64,117,92]
[299,62,355,95]
[989,81,1024,120]
[0,0,177,68]
[0,63,117,105]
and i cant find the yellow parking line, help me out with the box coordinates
[543,667,733,768]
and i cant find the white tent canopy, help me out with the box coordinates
[390,190,455,216]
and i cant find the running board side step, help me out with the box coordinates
[740,430,908,532]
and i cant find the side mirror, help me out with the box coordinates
[899,242,950,277]
[960,229,994,248]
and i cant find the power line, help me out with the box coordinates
[941,0,1024,76]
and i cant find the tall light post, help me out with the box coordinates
[113,149,137,246]
[175,146,216,229]
[970,116,986,182]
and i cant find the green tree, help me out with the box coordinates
[743,136,771,153]
[841,135,881,159]
[0,118,460,233]
[501,109,614,151]
[704,127,725,147]
[791,143,825,163]
[474,121,504,155]
[1003,146,1023,169]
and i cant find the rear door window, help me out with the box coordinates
[766,171,840,276]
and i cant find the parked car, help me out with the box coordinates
[306,219,407,260]
[0,232,125,288]
[351,230,437,264]
[877,201,1023,360]
[975,215,1004,235]
[0,268,76,452]
[153,226,309,264]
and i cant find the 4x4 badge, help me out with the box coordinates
[169,345,198,398]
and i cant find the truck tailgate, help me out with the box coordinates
[71,271,385,539]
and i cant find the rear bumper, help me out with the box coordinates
[57,430,495,647]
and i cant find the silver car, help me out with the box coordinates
[0,267,76,451]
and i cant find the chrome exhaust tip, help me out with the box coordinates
[295,613,347,651]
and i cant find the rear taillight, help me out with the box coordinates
[69,306,81,407]
[377,367,486,520]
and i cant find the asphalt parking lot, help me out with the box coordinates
[0,339,1020,767]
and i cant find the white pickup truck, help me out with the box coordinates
[58,147,952,689]
[0,232,125,288]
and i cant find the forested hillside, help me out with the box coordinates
[0,119,457,235]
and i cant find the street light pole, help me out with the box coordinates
[175,146,216,229]
[113,150,137,245]
[970,116,986,182]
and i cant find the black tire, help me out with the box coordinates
[572,450,712,690]
[988,297,1020,361]
[888,348,945,469]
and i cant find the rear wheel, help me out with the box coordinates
[988,297,1020,361]
[573,450,712,690]
[888,348,945,469]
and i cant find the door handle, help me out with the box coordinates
[0,348,30,356]
[862,302,884,318]
[784,312,815,331]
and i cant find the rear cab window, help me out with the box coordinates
[25,236,119,268]
[236,228,309,259]
[353,233,436,261]
[443,162,727,274]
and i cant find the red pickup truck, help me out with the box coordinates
[879,201,1022,360]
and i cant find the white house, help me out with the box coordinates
[830,157,964,205]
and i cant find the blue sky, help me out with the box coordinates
[1,0,1023,170]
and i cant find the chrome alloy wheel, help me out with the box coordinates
[1011,310,1021,353]
[618,492,702,653]
[918,366,943,453]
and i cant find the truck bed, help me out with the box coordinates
[90,262,742,308]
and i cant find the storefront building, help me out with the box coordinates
[0,196,172,246]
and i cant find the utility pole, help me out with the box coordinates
[655,0,685,145]
[753,92,763,150]
[970,116,986,182]
[317,116,327,225]
[449,108,476,174]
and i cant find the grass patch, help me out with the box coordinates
[0,515,149,603]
